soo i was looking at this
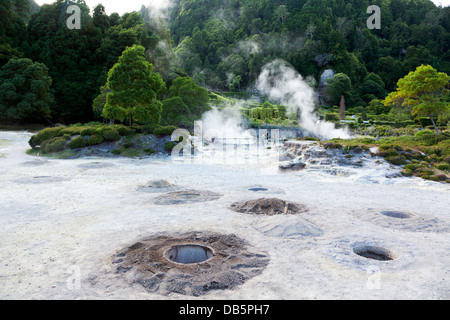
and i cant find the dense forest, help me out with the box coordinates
[0,0,449,127]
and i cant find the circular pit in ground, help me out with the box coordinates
[164,244,213,264]
[380,211,414,219]
[353,245,396,261]
[112,232,269,296]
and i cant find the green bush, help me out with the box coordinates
[113,125,135,136]
[164,141,177,152]
[69,136,88,149]
[59,126,83,136]
[154,125,178,137]
[88,134,104,146]
[111,149,122,155]
[425,175,447,182]
[102,128,121,141]
[40,137,67,154]
[323,142,342,149]
[415,130,434,137]
[80,127,97,136]
[418,117,433,127]
[324,112,340,122]
[386,155,407,166]
[415,133,449,146]
[29,127,63,148]
[401,169,413,176]
[436,163,450,171]
[385,148,400,157]
[144,148,155,154]
[303,136,320,141]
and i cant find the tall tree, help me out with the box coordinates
[0,58,53,123]
[102,45,166,126]
[384,65,449,134]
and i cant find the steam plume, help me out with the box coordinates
[256,59,351,140]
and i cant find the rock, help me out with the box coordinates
[279,161,306,171]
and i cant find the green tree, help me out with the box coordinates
[168,76,210,117]
[102,45,166,126]
[325,73,353,106]
[361,73,388,102]
[384,65,450,134]
[92,83,110,120]
[0,58,53,123]
[160,96,190,125]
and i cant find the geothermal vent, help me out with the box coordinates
[112,232,269,296]
[154,190,222,205]
[229,198,307,215]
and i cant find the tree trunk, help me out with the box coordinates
[129,117,132,127]
[430,116,439,135]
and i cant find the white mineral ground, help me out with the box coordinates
[0,131,449,300]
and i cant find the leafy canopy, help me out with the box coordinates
[384,65,449,133]
[0,58,53,122]
[102,45,166,125]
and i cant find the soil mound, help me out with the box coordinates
[154,190,222,205]
[229,198,307,215]
[137,179,176,193]
[111,232,269,296]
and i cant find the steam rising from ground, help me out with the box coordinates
[198,59,350,142]
[200,105,254,142]
[257,59,351,140]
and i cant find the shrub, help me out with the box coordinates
[111,149,122,155]
[323,142,342,149]
[415,133,448,146]
[40,137,66,154]
[29,127,63,148]
[113,125,135,136]
[164,141,177,152]
[88,134,104,146]
[401,169,413,177]
[324,112,340,122]
[80,127,97,136]
[424,175,447,182]
[69,136,88,149]
[385,148,400,157]
[415,130,434,137]
[416,168,435,177]
[385,155,407,166]
[303,136,320,141]
[102,128,121,141]
[60,127,83,136]
[436,163,450,171]
[418,117,433,127]
[154,125,178,137]
[144,148,155,154]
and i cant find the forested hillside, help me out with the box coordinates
[169,0,449,96]
[0,0,449,125]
